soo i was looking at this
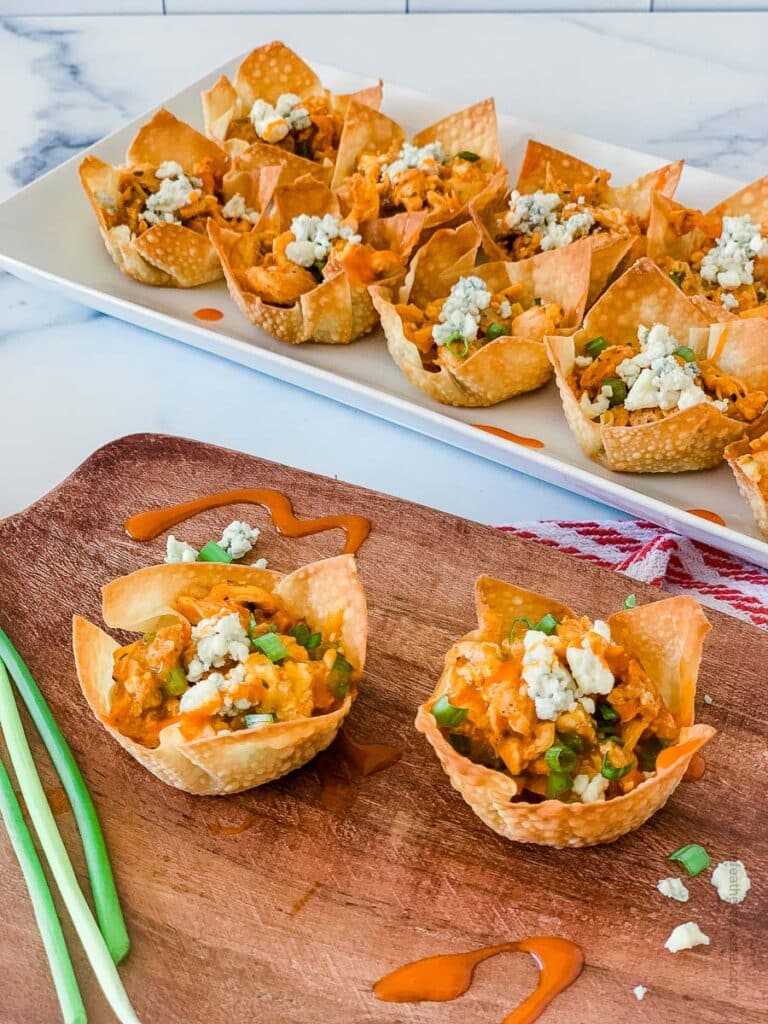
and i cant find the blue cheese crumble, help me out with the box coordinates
[700,215,767,307]
[504,189,595,251]
[221,193,260,224]
[143,163,203,226]
[432,276,491,347]
[380,141,447,182]
[187,612,250,682]
[285,213,361,268]
[219,520,260,560]
[711,860,751,904]
[249,93,311,143]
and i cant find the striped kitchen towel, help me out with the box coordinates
[502,519,768,630]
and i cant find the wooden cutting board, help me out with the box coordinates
[0,433,765,1024]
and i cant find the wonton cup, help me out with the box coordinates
[415,576,714,848]
[79,109,234,288]
[333,97,502,233]
[647,184,768,321]
[547,258,768,472]
[73,556,367,796]
[201,40,382,178]
[209,176,423,345]
[726,433,768,538]
[371,223,590,407]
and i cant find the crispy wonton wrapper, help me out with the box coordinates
[201,40,382,177]
[371,224,590,407]
[547,258,768,472]
[725,434,768,537]
[209,176,424,345]
[416,576,714,848]
[647,186,768,321]
[79,109,231,288]
[73,556,367,796]
[333,97,502,233]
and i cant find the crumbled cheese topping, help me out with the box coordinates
[657,877,690,902]
[380,141,447,182]
[521,631,577,721]
[187,612,250,682]
[249,93,311,143]
[664,922,710,953]
[721,292,739,311]
[111,224,134,242]
[178,663,249,716]
[165,536,198,564]
[703,692,714,705]
[566,621,614,697]
[498,299,512,319]
[179,675,220,714]
[700,215,767,305]
[219,520,260,560]
[285,213,361,268]
[633,986,648,1001]
[221,192,260,224]
[432,276,491,347]
[711,860,751,904]
[95,190,116,213]
[143,164,203,226]
[571,773,609,803]
[579,385,613,420]
[503,189,595,250]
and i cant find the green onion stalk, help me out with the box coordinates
[0,627,129,963]
[0,760,86,1024]
[0,660,142,1023]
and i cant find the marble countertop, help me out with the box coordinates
[2,11,767,524]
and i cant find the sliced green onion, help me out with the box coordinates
[457,150,480,162]
[535,613,558,636]
[546,772,572,799]
[0,760,86,1024]
[196,540,232,564]
[669,269,685,287]
[668,842,711,877]
[604,377,627,407]
[486,322,506,341]
[585,336,608,358]
[596,703,619,722]
[544,745,578,773]
[289,624,322,651]
[244,713,276,728]
[163,666,187,698]
[251,632,289,663]
[431,695,468,728]
[0,660,141,1023]
[509,617,534,641]
[0,628,129,963]
[445,334,470,358]
[559,733,586,754]
[448,733,471,756]
[328,653,354,698]
[674,345,697,363]
[600,749,634,780]
[306,631,322,650]
[141,632,156,644]
[623,594,637,609]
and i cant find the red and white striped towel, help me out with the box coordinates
[502,519,768,630]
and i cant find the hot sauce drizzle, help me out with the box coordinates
[472,425,545,449]
[124,488,370,555]
[687,508,726,527]
[207,813,257,837]
[337,731,402,777]
[374,936,584,1024]
[193,307,224,322]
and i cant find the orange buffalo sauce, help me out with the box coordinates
[473,424,545,449]
[683,753,707,782]
[125,488,371,556]
[336,731,402,777]
[687,508,726,527]
[374,936,584,1024]
[193,307,224,322]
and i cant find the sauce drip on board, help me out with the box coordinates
[683,753,707,782]
[687,508,726,527]
[193,307,224,322]
[124,488,371,556]
[472,425,545,449]
[337,731,402,777]
[207,813,257,837]
[374,936,583,1024]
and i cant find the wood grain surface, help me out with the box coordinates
[0,433,765,1024]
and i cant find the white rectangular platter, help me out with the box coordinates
[1,51,765,566]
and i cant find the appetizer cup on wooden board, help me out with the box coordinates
[547,258,768,472]
[647,179,768,322]
[201,40,382,174]
[371,224,590,407]
[73,555,367,795]
[78,109,269,288]
[469,139,682,307]
[416,576,715,848]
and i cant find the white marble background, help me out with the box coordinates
[2,12,767,524]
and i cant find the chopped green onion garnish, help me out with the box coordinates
[486,322,506,341]
[668,843,711,877]
[196,540,232,564]
[243,713,276,728]
[306,632,322,650]
[0,760,86,1024]
[674,346,697,363]
[431,695,468,729]
[457,150,480,162]
[636,736,671,772]
[546,772,572,799]
[535,613,558,636]
[585,336,608,358]
[559,733,586,754]
[163,665,187,697]
[142,631,156,644]
[509,617,534,641]
[448,733,471,756]
[596,703,619,722]
[289,623,322,651]
[328,653,354,698]
[445,334,470,358]
[604,377,627,407]
[669,269,685,287]
[600,749,634,780]
[0,628,129,963]
[544,745,578,773]
[623,594,636,609]
[251,632,289,663]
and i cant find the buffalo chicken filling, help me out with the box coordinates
[225,92,343,165]
[109,582,354,747]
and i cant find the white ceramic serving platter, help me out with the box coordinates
[0,53,765,566]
